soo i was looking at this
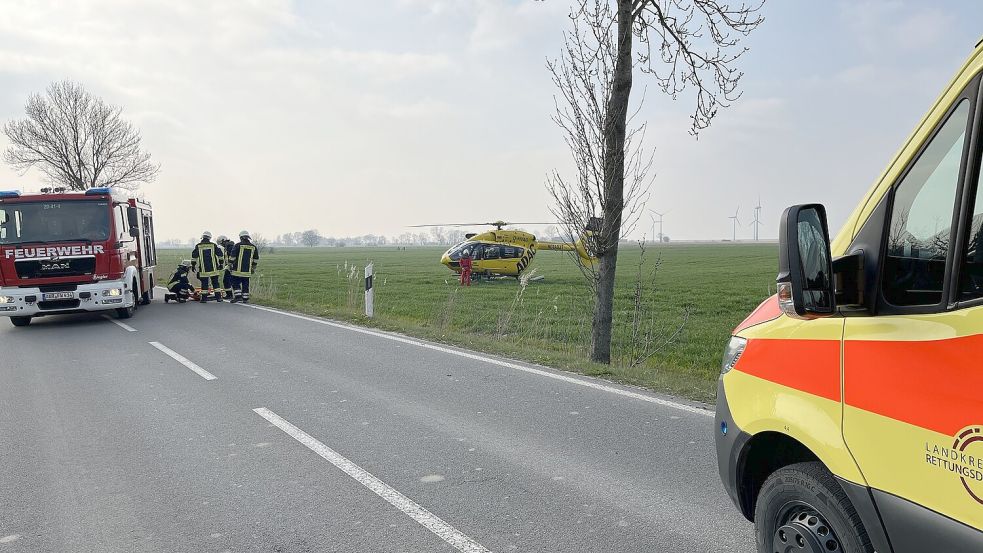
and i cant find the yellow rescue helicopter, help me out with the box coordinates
[410,220,598,278]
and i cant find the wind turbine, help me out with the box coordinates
[752,196,762,241]
[650,209,667,243]
[729,206,741,242]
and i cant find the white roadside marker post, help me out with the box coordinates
[364,263,374,318]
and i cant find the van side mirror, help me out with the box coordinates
[129,226,140,238]
[777,204,835,319]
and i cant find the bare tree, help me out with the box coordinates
[429,226,447,245]
[251,233,274,254]
[546,0,763,364]
[301,229,321,248]
[3,80,159,191]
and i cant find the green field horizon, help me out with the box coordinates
[158,243,778,403]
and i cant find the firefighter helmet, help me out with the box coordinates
[202,231,213,240]
[239,230,250,238]
[216,235,228,243]
[180,260,193,268]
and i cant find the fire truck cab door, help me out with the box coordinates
[842,86,983,550]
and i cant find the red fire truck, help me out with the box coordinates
[0,187,157,327]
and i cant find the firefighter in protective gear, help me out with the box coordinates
[217,235,236,299]
[459,248,473,286]
[191,231,224,303]
[164,260,195,303]
[229,230,259,303]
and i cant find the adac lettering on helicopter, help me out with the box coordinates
[3,244,105,260]
[516,244,537,272]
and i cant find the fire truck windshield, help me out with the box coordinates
[0,201,112,245]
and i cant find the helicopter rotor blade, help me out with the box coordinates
[407,223,493,228]
[408,221,557,228]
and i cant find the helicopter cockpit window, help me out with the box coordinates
[484,246,501,260]
[447,242,478,261]
[503,246,521,258]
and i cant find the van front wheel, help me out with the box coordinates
[754,461,873,553]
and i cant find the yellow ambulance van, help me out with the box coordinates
[716,41,983,552]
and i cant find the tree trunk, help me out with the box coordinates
[590,0,634,364]
[591,241,620,363]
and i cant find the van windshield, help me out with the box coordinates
[0,201,112,245]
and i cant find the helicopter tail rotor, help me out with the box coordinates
[572,217,602,263]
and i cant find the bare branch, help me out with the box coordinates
[633,0,765,135]
[3,80,159,191]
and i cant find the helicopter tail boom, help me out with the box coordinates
[537,239,596,264]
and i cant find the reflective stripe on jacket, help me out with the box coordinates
[230,242,258,277]
[193,241,223,277]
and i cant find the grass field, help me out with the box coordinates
[158,243,777,402]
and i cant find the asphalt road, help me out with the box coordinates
[0,294,755,552]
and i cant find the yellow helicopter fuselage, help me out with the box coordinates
[439,230,588,277]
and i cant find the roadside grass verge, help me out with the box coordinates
[158,243,776,403]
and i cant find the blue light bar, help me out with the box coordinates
[0,190,20,198]
[85,187,112,196]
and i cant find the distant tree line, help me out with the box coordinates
[269,226,570,248]
[158,226,573,249]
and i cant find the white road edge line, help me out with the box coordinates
[239,303,711,417]
[253,407,491,553]
[148,341,217,381]
[102,315,137,332]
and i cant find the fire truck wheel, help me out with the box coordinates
[754,461,873,553]
[9,316,31,327]
[116,280,138,319]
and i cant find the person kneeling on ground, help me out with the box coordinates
[229,230,259,303]
[164,260,195,303]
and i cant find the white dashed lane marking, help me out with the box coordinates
[103,315,137,332]
[148,341,217,381]
[253,407,491,553]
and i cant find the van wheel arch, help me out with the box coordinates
[737,431,819,521]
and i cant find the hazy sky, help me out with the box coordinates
[0,0,981,243]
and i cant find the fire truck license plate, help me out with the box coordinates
[42,291,74,301]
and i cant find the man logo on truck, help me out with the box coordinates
[39,261,71,272]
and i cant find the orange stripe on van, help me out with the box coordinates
[845,335,983,437]
[734,338,841,402]
[733,294,782,334]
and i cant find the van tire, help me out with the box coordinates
[754,461,873,553]
[10,316,31,327]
